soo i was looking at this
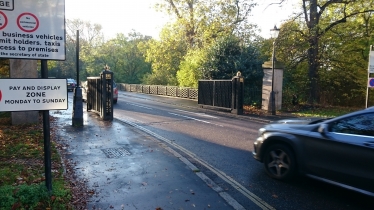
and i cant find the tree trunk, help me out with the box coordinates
[307,0,320,104]
[9,59,39,125]
[308,36,319,104]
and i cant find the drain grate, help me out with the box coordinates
[102,147,131,158]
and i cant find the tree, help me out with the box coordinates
[297,0,374,104]
[177,48,208,87]
[142,25,188,85]
[201,35,263,82]
[273,1,374,107]
[316,10,373,106]
[143,0,257,86]
[48,19,104,81]
[156,0,257,48]
[269,20,310,104]
[269,0,374,104]
[98,32,152,84]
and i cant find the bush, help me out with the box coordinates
[0,182,71,210]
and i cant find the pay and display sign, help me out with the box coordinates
[0,0,65,60]
[0,79,68,111]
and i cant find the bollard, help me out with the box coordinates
[231,72,244,115]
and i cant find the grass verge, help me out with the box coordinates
[243,104,361,118]
[0,112,73,210]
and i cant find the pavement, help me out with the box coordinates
[51,91,292,210]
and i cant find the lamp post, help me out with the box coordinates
[72,30,83,126]
[270,25,280,115]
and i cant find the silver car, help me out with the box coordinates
[253,107,374,196]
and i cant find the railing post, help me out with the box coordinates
[100,70,113,121]
[231,72,244,115]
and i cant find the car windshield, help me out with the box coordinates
[309,118,330,124]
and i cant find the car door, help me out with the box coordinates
[303,112,374,194]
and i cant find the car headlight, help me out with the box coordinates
[258,127,266,137]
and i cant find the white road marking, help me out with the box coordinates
[174,109,218,118]
[168,112,223,127]
[116,117,276,210]
[126,102,153,110]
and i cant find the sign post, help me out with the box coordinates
[367,46,374,108]
[0,0,66,193]
[41,60,52,193]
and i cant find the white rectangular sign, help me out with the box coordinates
[0,79,68,111]
[0,0,66,60]
[369,51,374,73]
[0,0,14,11]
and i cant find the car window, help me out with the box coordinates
[330,113,374,137]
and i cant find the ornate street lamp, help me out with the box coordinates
[270,25,280,115]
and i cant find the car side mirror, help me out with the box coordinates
[318,124,329,135]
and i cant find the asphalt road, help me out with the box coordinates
[84,91,373,210]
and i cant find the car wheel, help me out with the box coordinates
[263,144,296,180]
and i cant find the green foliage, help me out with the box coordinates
[285,0,374,104]
[16,184,48,209]
[177,49,208,88]
[203,35,242,79]
[292,106,361,118]
[201,35,264,85]
[0,116,73,209]
[0,59,9,78]
[273,3,374,108]
[46,20,151,85]
[97,32,152,84]
[0,112,10,120]
[143,0,257,86]
[47,19,105,81]
[0,185,16,209]
[0,184,48,209]
[315,11,370,107]
[244,86,262,107]
[155,0,256,48]
[0,182,71,210]
[141,25,187,85]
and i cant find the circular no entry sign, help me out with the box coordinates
[0,11,8,30]
[17,12,39,32]
[369,78,374,88]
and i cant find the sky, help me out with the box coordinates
[65,0,299,40]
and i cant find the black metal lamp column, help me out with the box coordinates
[72,30,83,126]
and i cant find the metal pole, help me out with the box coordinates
[76,30,80,87]
[271,40,276,115]
[72,30,84,126]
[41,60,52,193]
[366,71,370,108]
[367,45,374,108]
